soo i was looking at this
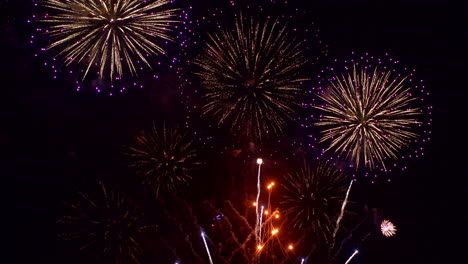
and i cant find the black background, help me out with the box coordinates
[1,0,466,263]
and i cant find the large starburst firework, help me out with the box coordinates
[313,56,431,172]
[194,14,309,141]
[58,181,154,263]
[281,159,349,243]
[34,0,181,92]
[126,122,201,198]
[380,219,397,237]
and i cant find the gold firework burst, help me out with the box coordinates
[39,0,180,83]
[315,65,421,170]
[125,122,202,198]
[281,159,349,243]
[58,182,154,263]
[194,14,308,141]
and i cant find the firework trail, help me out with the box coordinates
[153,196,208,262]
[207,202,246,260]
[201,231,214,264]
[200,200,252,263]
[255,158,263,245]
[344,249,359,264]
[194,13,308,141]
[259,205,266,246]
[331,179,354,251]
[332,213,369,262]
[33,0,183,92]
[196,185,295,263]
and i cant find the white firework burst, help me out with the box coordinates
[380,219,397,237]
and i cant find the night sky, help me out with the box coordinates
[1,0,466,263]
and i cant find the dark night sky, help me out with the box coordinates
[1,0,466,263]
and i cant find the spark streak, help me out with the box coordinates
[201,231,214,264]
[344,250,359,264]
[259,205,264,244]
[331,179,353,250]
[255,158,263,245]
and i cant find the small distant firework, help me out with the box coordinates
[380,220,397,237]
[126,122,201,198]
[310,53,432,178]
[58,182,153,263]
[281,159,349,243]
[194,14,308,141]
[33,0,181,92]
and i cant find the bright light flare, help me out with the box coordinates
[257,158,263,165]
[267,181,275,190]
[288,244,294,250]
[271,228,279,235]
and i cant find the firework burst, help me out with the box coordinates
[380,219,397,237]
[194,14,309,141]
[281,158,350,243]
[309,53,432,179]
[32,0,183,93]
[125,122,202,198]
[58,181,154,263]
